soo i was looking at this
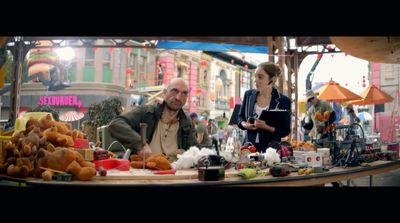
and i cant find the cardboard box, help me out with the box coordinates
[293,151,305,163]
[304,151,322,167]
[387,143,399,159]
[74,149,94,161]
[74,138,90,149]
[317,148,331,165]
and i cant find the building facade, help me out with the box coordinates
[371,62,400,142]
[1,45,255,129]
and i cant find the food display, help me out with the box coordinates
[290,140,316,151]
[0,114,96,181]
[130,153,172,170]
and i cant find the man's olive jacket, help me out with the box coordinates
[108,102,197,154]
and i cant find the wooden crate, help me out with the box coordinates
[0,135,12,163]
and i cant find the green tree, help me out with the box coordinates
[5,50,28,84]
[84,98,123,142]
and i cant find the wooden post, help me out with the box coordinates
[276,37,285,94]
[294,51,299,141]
[9,37,24,125]
[267,36,275,63]
[286,52,293,140]
[287,53,292,102]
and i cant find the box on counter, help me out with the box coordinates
[94,149,110,160]
[74,138,90,149]
[317,148,331,166]
[74,149,94,161]
[293,150,305,163]
[304,151,322,167]
[387,143,399,159]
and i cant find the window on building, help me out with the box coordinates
[129,53,136,67]
[157,64,164,86]
[134,56,147,88]
[197,66,201,86]
[177,66,183,77]
[127,52,137,88]
[240,69,252,89]
[68,61,77,82]
[103,48,111,69]
[196,95,205,107]
[216,77,224,100]
[85,48,95,67]
[240,69,253,99]
[219,69,227,99]
[203,70,208,86]
[139,56,147,74]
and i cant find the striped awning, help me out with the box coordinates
[60,111,84,122]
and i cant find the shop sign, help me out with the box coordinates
[216,61,229,69]
[138,85,163,93]
[38,95,83,108]
[200,54,212,61]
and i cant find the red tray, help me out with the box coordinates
[94,158,130,171]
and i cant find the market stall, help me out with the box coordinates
[1,110,399,187]
[1,36,399,188]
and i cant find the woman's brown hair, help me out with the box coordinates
[258,62,281,79]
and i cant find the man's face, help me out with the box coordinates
[164,82,189,112]
[308,97,318,107]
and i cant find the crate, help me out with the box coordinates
[387,143,399,159]
[0,135,12,163]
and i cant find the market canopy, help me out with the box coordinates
[156,40,269,53]
[330,36,400,64]
[317,80,363,102]
[349,85,394,105]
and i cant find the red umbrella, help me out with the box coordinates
[60,111,84,122]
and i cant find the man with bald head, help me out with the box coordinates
[109,78,197,161]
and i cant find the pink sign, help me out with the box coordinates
[39,96,83,108]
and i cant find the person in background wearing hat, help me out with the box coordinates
[190,112,212,148]
[238,62,291,152]
[108,78,197,162]
[344,103,362,137]
[302,90,336,144]
[345,103,360,125]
